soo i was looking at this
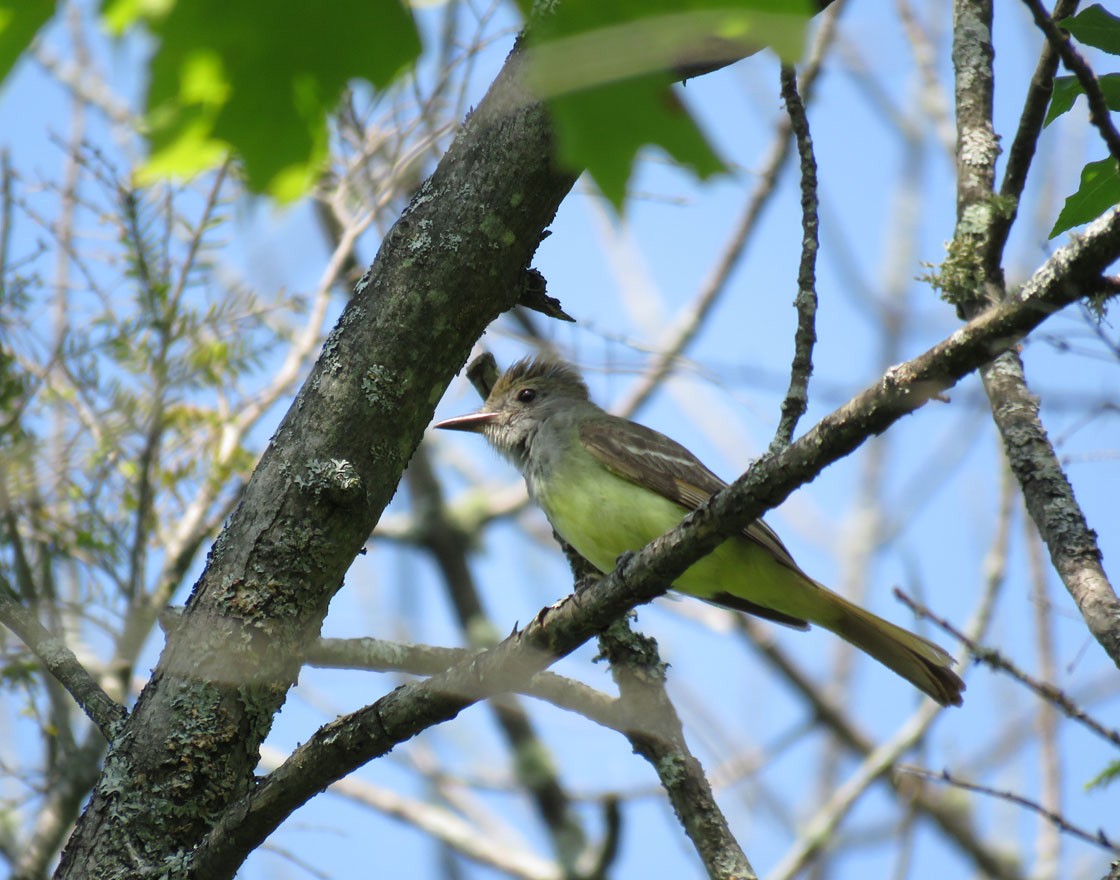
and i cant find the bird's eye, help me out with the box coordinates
[517,388,537,403]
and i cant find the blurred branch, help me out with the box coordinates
[0,580,125,738]
[33,41,133,126]
[768,699,947,880]
[899,767,1120,854]
[11,732,108,880]
[258,746,569,880]
[895,589,1120,750]
[739,622,1019,880]
[768,477,1010,880]
[769,63,819,453]
[896,0,955,155]
[1027,514,1062,878]
[306,635,627,729]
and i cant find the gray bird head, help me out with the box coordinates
[434,357,590,467]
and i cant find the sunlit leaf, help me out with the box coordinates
[1045,74,1120,127]
[1060,4,1120,55]
[100,0,172,36]
[514,0,813,209]
[137,0,420,200]
[549,75,724,208]
[1050,157,1120,238]
[0,0,55,83]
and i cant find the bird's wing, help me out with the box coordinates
[579,415,813,586]
[579,415,726,509]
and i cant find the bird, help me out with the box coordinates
[435,356,964,707]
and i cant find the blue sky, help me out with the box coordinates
[0,2,1117,879]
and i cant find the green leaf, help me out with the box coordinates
[137,0,420,200]
[100,0,171,36]
[1045,73,1120,126]
[1086,760,1120,791]
[1060,4,1120,55]
[515,0,813,208]
[551,75,724,208]
[1049,157,1120,238]
[0,0,55,84]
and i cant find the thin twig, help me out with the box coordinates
[1020,0,1120,166]
[617,2,844,418]
[769,64,819,453]
[894,588,1120,751]
[898,766,1120,854]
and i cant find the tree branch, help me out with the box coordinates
[770,63,819,453]
[1020,0,1120,166]
[597,616,757,880]
[0,582,125,739]
[899,766,1120,854]
[952,0,1120,672]
[54,35,578,878]
[190,204,1120,877]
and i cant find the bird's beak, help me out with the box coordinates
[433,411,500,433]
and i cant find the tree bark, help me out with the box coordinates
[54,41,576,878]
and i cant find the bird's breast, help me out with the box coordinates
[532,458,690,575]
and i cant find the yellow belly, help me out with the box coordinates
[534,461,821,622]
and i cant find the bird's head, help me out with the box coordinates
[434,356,590,464]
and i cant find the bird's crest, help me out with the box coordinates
[486,356,589,405]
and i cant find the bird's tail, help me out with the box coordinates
[817,588,965,707]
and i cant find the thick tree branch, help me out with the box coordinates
[54,37,578,877]
[190,205,1120,877]
[952,0,1120,671]
[980,352,1120,667]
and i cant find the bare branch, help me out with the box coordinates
[899,766,1120,854]
[894,588,1120,751]
[0,583,125,738]
[597,615,757,880]
[769,64,819,453]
